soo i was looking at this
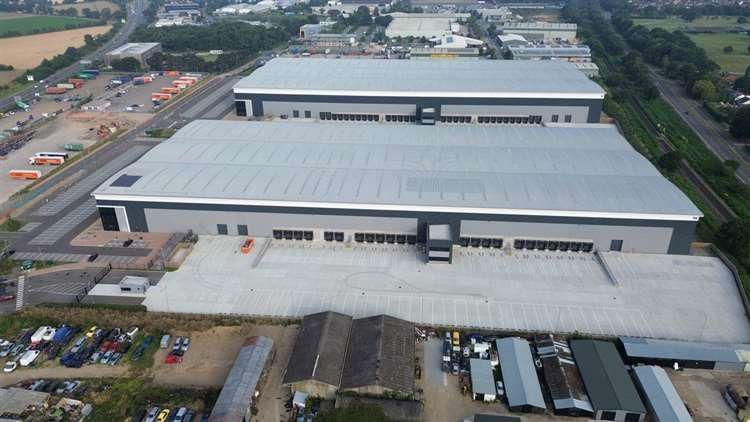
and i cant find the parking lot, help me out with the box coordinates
[102,73,198,114]
[143,236,750,343]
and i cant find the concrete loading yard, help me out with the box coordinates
[142,235,750,343]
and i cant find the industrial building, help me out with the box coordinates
[307,33,357,49]
[299,23,321,39]
[232,58,606,124]
[619,337,750,371]
[535,334,593,416]
[478,7,513,22]
[632,366,692,422]
[470,358,497,402]
[385,12,469,39]
[574,62,600,78]
[104,43,162,68]
[501,22,578,42]
[282,312,414,398]
[208,336,274,421]
[409,47,480,59]
[496,338,546,412]
[570,340,647,422]
[508,44,592,62]
[282,311,352,399]
[497,33,528,47]
[93,120,702,256]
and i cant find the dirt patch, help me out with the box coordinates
[0,25,111,69]
[151,324,298,388]
[670,368,748,421]
[52,1,121,12]
[0,69,22,85]
[0,363,128,387]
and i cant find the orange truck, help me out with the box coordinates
[179,76,198,82]
[161,87,180,94]
[29,156,64,165]
[165,70,180,77]
[151,93,172,102]
[9,170,41,180]
[171,80,190,88]
[241,238,255,254]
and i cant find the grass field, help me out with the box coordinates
[51,0,121,12]
[0,14,99,37]
[633,16,750,73]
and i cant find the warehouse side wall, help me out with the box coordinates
[95,200,696,255]
[233,93,604,124]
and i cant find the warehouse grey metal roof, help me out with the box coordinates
[496,338,546,410]
[620,336,750,365]
[106,42,160,55]
[282,311,352,387]
[341,315,415,393]
[209,336,273,422]
[509,44,591,57]
[534,334,593,414]
[232,58,605,98]
[502,21,577,30]
[470,359,497,396]
[570,340,646,414]
[94,121,701,221]
[632,366,692,422]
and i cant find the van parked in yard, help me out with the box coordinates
[19,349,40,366]
[160,334,170,349]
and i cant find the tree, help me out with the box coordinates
[725,159,740,172]
[730,105,750,138]
[716,219,750,259]
[691,79,717,101]
[658,151,681,172]
[739,16,748,24]
[315,402,388,422]
[724,45,734,53]
[110,57,141,72]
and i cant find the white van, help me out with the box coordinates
[19,349,40,366]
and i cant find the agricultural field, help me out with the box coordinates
[51,0,121,13]
[633,16,750,73]
[0,25,111,69]
[0,14,100,37]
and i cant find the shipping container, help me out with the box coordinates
[160,87,180,94]
[45,87,67,95]
[151,93,172,101]
[81,69,100,75]
[133,79,145,86]
[9,170,41,180]
[165,70,180,77]
[172,80,190,87]
[57,83,74,90]
[35,151,69,159]
[179,76,198,82]
[75,73,94,80]
[29,156,64,165]
[68,78,85,84]
[62,143,84,151]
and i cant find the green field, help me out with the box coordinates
[633,16,750,73]
[0,14,99,37]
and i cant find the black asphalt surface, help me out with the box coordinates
[8,75,242,259]
[0,0,148,111]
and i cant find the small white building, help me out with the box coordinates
[430,34,483,49]
[119,276,150,294]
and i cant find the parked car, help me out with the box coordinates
[173,407,188,422]
[19,349,40,366]
[160,334,170,349]
[172,337,182,353]
[85,326,98,338]
[157,408,170,422]
[144,406,160,422]
[100,350,113,364]
[70,336,86,353]
[109,352,122,366]
[89,351,102,363]
[126,326,139,339]
[180,337,190,353]
[3,361,17,372]
[87,253,98,262]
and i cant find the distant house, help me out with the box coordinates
[570,340,646,422]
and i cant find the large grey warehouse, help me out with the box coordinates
[232,58,606,125]
[92,120,701,257]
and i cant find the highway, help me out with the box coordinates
[650,69,750,184]
[0,0,148,111]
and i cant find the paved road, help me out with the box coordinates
[0,0,148,111]
[7,75,242,259]
[650,69,750,184]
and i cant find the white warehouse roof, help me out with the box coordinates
[93,121,701,221]
[233,58,605,99]
[106,42,160,55]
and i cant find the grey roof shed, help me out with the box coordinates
[209,336,274,422]
[620,336,750,371]
[632,366,692,422]
[470,358,497,396]
[496,337,546,410]
[283,311,352,387]
[570,340,646,415]
[340,315,415,393]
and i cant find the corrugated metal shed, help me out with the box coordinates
[233,58,604,96]
[496,337,546,410]
[208,336,274,422]
[620,337,750,371]
[535,334,593,415]
[632,366,692,422]
[94,121,701,221]
[570,340,646,415]
[470,359,497,396]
